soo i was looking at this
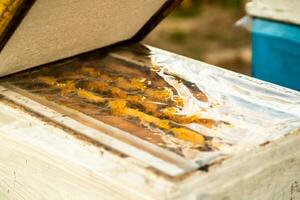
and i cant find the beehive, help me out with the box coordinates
[1,44,300,199]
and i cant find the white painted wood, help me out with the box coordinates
[0,85,197,176]
[1,98,300,200]
[172,129,300,200]
[0,102,174,200]
[1,45,300,199]
[247,0,300,25]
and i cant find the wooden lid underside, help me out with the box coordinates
[0,0,180,76]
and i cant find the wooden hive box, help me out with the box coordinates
[0,44,300,200]
[1,1,300,200]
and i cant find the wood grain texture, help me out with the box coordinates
[247,0,300,25]
[0,84,197,176]
[0,102,174,200]
[1,43,300,199]
[1,98,300,200]
[172,129,300,200]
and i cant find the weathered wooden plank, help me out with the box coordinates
[0,101,174,200]
[247,0,300,25]
[171,129,300,200]
[0,85,197,176]
[2,98,300,200]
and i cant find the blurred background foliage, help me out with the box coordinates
[145,0,251,74]
[178,0,245,17]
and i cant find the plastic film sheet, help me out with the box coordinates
[2,44,300,167]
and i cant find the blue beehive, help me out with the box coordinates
[252,18,300,91]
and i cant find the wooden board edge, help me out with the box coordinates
[0,84,199,177]
[0,101,173,200]
[0,0,36,51]
[169,129,300,199]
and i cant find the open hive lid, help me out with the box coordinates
[0,0,181,77]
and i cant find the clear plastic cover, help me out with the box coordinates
[2,44,300,166]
